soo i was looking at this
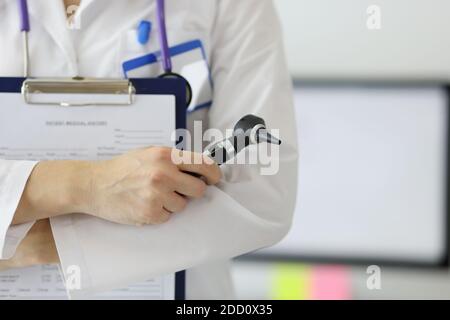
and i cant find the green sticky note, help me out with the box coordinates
[272,264,312,300]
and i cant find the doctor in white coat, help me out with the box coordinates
[0,0,297,299]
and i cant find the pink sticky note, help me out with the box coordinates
[310,265,351,300]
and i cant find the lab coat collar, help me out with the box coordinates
[26,0,154,76]
[28,0,79,75]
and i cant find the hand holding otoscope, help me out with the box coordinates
[181,114,281,181]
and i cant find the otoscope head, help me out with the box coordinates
[234,115,266,133]
[204,114,282,166]
[233,115,282,147]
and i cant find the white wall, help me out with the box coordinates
[274,0,450,81]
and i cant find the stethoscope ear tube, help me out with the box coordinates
[18,0,193,107]
[156,0,172,73]
[18,0,30,77]
[155,0,193,108]
[18,0,30,31]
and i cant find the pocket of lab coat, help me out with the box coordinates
[119,34,213,112]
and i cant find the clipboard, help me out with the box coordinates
[0,77,187,300]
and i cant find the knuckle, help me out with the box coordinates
[152,147,171,162]
[149,170,167,186]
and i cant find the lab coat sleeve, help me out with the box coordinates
[208,0,298,234]
[0,160,38,259]
[50,0,297,298]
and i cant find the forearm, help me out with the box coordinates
[0,219,59,271]
[0,258,14,272]
[12,161,93,225]
[11,147,220,226]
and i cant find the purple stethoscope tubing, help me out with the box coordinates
[156,0,172,73]
[18,0,30,31]
[18,0,30,77]
[155,0,193,105]
[17,0,192,106]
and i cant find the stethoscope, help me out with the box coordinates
[17,0,193,106]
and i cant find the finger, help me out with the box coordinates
[171,149,211,166]
[151,208,171,225]
[173,171,207,198]
[162,192,188,213]
[176,155,222,185]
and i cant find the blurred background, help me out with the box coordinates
[232,0,450,300]
[1,0,449,301]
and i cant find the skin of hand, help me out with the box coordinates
[13,147,222,226]
[86,147,221,226]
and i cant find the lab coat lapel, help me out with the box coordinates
[72,0,95,27]
[76,0,96,13]
[28,0,78,74]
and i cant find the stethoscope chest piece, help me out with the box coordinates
[158,72,193,107]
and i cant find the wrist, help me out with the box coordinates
[13,160,97,224]
[25,160,95,216]
[62,160,96,214]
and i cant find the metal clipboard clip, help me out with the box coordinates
[21,77,136,107]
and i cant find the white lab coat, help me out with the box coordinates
[0,0,297,299]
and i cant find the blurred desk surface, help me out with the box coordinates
[232,260,450,300]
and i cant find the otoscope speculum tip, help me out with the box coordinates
[257,129,282,145]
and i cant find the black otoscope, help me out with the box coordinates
[204,115,282,165]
